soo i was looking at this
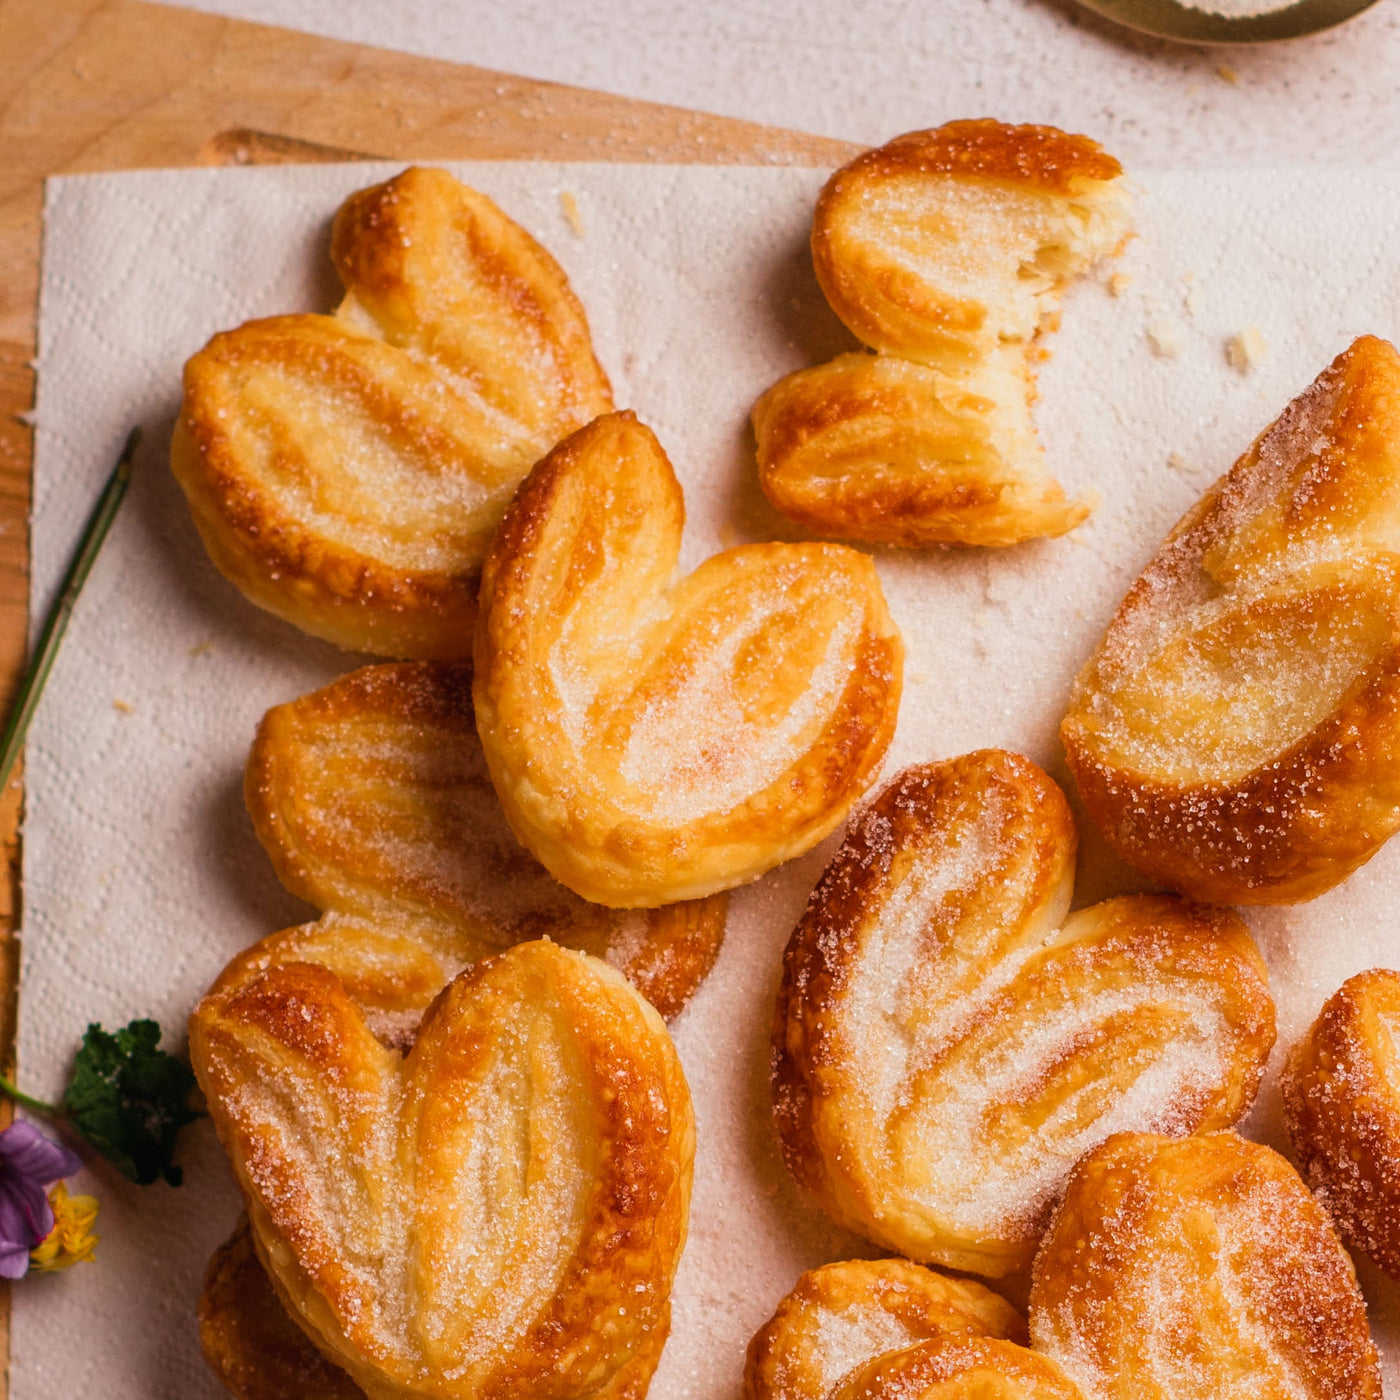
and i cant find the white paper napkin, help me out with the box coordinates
[24,158,1400,1397]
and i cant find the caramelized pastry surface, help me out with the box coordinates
[1063,335,1400,903]
[1283,968,1400,1279]
[755,121,1130,548]
[1030,1131,1381,1400]
[832,1338,1086,1400]
[773,750,1275,1276]
[744,1258,1025,1400]
[190,938,693,1400]
[173,166,612,658]
[474,410,903,907]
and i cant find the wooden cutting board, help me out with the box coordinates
[0,0,856,1382]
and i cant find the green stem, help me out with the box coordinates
[0,1077,63,1119]
[0,427,140,794]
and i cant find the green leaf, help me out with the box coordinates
[63,1020,201,1186]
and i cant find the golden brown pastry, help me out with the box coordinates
[200,1217,364,1400]
[1030,1131,1381,1400]
[1283,968,1400,1279]
[754,121,1131,548]
[773,750,1276,1277]
[172,166,612,659]
[832,1338,1086,1400]
[474,410,903,907]
[1062,335,1400,904]
[248,660,726,1020]
[744,1258,1025,1400]
[190,937,693,1400]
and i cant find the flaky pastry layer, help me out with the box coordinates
[173,166,612,658]
[474,410,903,907]
[1063,334,1400,903]
[755,120,1130,548]
[190,938,693,1400]
[772,750,1275,1277]
[744,1258,1024,1400]
[200,1217,364,1400]
[1283,968,1400,1280]
[1030,1131,1380,1400]
[247,660,726,1020]
[832,1337,1086,1400]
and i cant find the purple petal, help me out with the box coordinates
[0,1120,81,1185]
[0,1175,54,1252]
[0,1240,31,1279]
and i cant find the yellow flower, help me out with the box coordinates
[29,1181,98,1272]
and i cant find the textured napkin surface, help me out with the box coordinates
[25,159,1400,1396]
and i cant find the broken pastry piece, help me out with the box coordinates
[744,1258,1025,1400]
[755,121,1131,547]
[474,410,903,908]
[173,166,612,659]
[1063,335,1400,904]
[1030,1132,1381,1400]
[1282,969,1400,1280]
[772,750,1275,1278]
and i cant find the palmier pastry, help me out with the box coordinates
[200,1217,363,1400]
[248,660,727,1020]
[744,1258,1025,1400]
[754,121,1131,548]
[832,1338,1086,1400]
[1030,1131,1381,1400]
[772,750,1275,1277]
[1282,968,1400,1279]
[1063,334,1400,904]
[190,937,693,1400]
[474,410,903,907]
[173,166,612,658]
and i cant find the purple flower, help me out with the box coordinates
[0,1121,81,1278]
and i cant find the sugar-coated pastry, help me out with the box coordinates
[773,750,1275,1277]
[1030,1131,1381,1400]
[248,660,726,1019]
[832,1338,1086,1400]
[1283,968,1400,1279]
[200,1217,363,1400]
[744,1258,1025,1400]
[190,938,693,1400]
[474,410,903,907]
[754,121,1130,548]
[173,166,612,659]
[1063,335,1400,904]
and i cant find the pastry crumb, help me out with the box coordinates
[1183,281,1204,320]
[1147,317,1184,359]
[908,670,931,685]
[1217,63,1240,84]
[1168,450,1194,475]
[1108,272,1133,298]
[559,191,585,237]
[1227,326,1267,372]
[188,638,214,658]
[112,699,133,715]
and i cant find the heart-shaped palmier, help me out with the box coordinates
[1063,334,1400,904]
[1282,968,1400,1280]
[1029,1131,1381,1400]
[753,121,1131,548]
[247,660,728,1021]
[473,410,903,907]
[173,166,612,659]
[190,937,693,1400]
[744,1258,1025,1400]
[772,749,1276,1277]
